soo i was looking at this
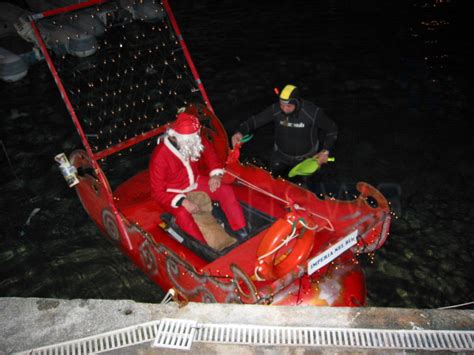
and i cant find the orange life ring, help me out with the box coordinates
[255,213,316,281]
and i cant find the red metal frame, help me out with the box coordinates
[93,126,166,161]
[30,20,96,162]
[31,0,216,161]
[30,0,220,251]
[30,7,133,251]
[30,0,109,20]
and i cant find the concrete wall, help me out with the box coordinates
[1,297,473,354]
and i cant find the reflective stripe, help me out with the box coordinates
[280,84,297,100]
[274,143,319,161]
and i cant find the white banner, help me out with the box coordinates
[307,230,358,275]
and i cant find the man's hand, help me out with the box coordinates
[182,198,200,214]
[231,132,243,148]
[313,150,330,165]
[209,175,222,192]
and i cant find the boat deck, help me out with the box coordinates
[113,169,276,272]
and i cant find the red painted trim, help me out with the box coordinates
[37,0,109,19]
[162,0,215,113]
[31,18,133,251]
[93,126,166,161]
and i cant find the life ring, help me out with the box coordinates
[255,213,316,281]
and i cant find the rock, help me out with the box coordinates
[404,250,414,259]
[396,288,408,299]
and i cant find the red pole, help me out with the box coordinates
[30,20,96,161]
[30,0,110,20]
[162,0,215,113]
[93,126,166,161]
[31,18,134,252]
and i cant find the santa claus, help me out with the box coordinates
[149,112,249,243]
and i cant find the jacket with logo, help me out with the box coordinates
[237,100,338,157]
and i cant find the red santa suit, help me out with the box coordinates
[149,114,246,242]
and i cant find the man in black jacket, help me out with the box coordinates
[231,84,338,178]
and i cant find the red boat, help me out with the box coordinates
[32,0,391,306]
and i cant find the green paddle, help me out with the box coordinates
[288,157,335,178]
[240,134,253,143]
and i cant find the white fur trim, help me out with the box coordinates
[168,128,198,139]
[167,182,198,194]
[171,193,186,208]
[164,137,195,188]
[156,133,166,145]
[210,168,225,177]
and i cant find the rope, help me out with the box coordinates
[293,204,335,232]
[225,169,335,231]
[257,223,298,261]
[225,170,288,204]
[257,218,318,261]
[437,301,474,310]
[297,217,320,231]
[160,288,176,304]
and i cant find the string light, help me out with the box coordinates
[49,16,197,155]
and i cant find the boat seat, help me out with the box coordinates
[160,213,228,262]
[160,200,275,262]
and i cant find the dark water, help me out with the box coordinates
[1,0,473,308]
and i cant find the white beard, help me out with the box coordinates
[176,133,204,161]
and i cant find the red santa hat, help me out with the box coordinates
[170,112,200,135]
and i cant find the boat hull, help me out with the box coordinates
[70,146,388,307]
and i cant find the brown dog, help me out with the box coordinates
[186,191,237,251]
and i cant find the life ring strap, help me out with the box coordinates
[257,217,317,261]
[255,213,316,281]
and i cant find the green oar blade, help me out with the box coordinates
[288,158,319,178]
[241,134,253,143]
[288,156,336,177]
